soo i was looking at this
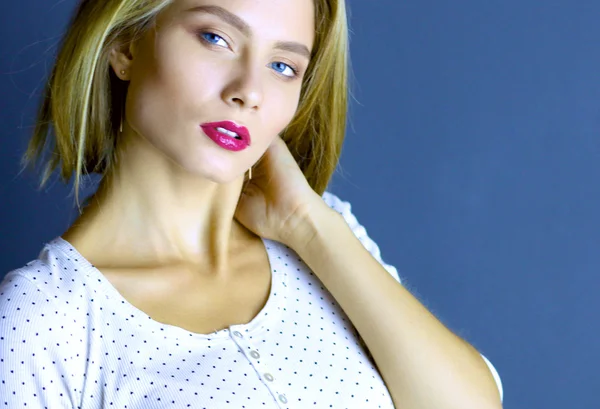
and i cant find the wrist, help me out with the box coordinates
[280,196,339,252]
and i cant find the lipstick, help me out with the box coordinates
[200,121,251,152]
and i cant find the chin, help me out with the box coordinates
[180,158,243,185]
[203,172,242,185]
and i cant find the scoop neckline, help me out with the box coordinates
[49,235,288,343]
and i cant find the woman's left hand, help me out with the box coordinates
[234,135,327,248]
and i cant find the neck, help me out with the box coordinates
[62,130,253,275]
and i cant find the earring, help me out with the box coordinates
[119,70,126,132]
[119,99,124,133]
[248,166,252,180]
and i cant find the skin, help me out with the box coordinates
[58,2,504,405]
[63,0,316,283]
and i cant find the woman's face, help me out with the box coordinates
[117,0,315,182]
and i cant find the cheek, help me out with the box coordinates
[132,32,204,106]
[266,87,302,134]
[127,56,216,140]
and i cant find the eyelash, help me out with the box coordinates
[197,31,301,79]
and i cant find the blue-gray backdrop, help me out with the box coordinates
[1,1,597,408]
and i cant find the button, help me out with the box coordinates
[250,350,260,359]
[264,373,274,382]
[278,394,288,404]
[233,331,244,338]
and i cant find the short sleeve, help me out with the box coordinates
[322,191,402,284]
[0,271,83,408]
[321,191,503,402]
[481,353,503,402]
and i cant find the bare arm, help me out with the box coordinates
[288,202,503,409]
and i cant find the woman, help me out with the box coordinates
[0,0,503,407]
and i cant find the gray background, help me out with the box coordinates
[2,1,598,408]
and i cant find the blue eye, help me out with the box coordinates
[199,32,299,79]
[270,62,297,78]
[200,32,228,47]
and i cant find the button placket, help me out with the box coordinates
[249,351,289,408]
[229,328,290,408]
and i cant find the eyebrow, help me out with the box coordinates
[186,5,312,60]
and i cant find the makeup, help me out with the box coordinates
[200,121,251,151]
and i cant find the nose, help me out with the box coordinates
[221,65,264,111]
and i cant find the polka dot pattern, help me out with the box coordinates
[0,191,502,407]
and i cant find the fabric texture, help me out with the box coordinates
[0,191,502,408]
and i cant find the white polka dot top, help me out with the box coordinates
[1,191,502,408]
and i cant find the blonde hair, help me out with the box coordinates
[21,0,350,207]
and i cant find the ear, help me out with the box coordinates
[108,40,136,81]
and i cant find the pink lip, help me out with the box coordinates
[200,121,251,152]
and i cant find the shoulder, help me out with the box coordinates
[1,239,93,325]
[320,190,376,239]
[0,266,86,406]
[321,190,350,213]
[0,238,93,343]
[321,190,360,226]
[320,191,402,284]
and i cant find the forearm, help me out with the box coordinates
[290,204,503,409]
